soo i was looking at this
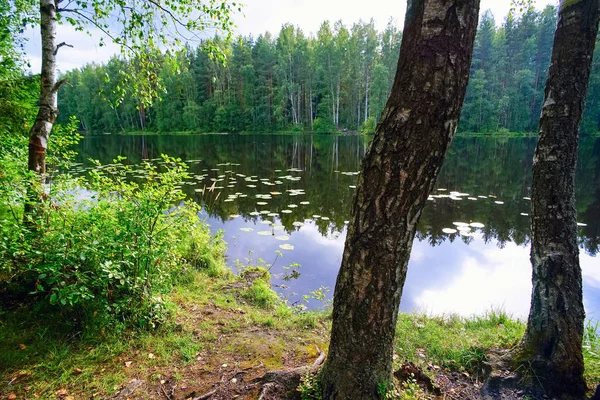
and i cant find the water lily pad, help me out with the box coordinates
[275,235,290,241]
[521,213,529,216]
[344,220,350,224]
[229,214,241,218]
[249,211,260,216]
[494,201,505,205]
[273,226,285,231]
[260,220,273,225]
[281,210,293,214]
[257,202,268,206]
[321,217,330,220]
[577,222,588,227]
[257,231,272,236]
[239,227,254,232]
[442,228,457,234]
[288,204,298,208]
[300,201,310,205]
[279,244,295,250]
[349,185,357,189]
[452,222,470,227]
[271,192,282,195]
[292,221,305,227]
[247,184,257,188]
[469,222,485,228]
[268,213,279,217]
[224,199,234,202]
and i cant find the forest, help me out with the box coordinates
[56,5,600,135]
[2,0,600,398]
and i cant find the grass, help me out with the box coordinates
[583,321,600,385]
[0,269,329,399]
[395,310,526,379]
[1,270,599,399]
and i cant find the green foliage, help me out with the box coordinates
[394,311,526,377]
[312,118,337,134]
[298,371,322,400]
[583,320,600,385]
[377,381,426,400]
[1,155,226,331]
[240,267,280,309]
[53,8,600,136]
[360,116,376,134]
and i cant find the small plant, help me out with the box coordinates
[583,320,599,385]
[298,371,322,400]
[378,378,426,400]
[240,266,280,309]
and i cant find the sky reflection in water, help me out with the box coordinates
[75,134,600,319]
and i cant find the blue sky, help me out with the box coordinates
[22,0,556,74]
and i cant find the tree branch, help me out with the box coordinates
[53,78,68,92]
[54,42,73,55]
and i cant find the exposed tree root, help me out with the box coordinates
[193,346,326,400]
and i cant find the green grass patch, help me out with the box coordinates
[395,310,526,377]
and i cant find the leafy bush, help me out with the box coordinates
[360,116,376,134]
[1,154,226,330]
[312,118,338,134]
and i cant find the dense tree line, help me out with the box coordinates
[55,6,600,135]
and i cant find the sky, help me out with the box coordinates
[23,0,557,74]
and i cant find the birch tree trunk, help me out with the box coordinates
[320,1,479,398]
[516,0,600,396]
[25,0,61,218]
[364,71,369,123]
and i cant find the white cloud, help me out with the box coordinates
[24,24,120,75]
[413,241,532,318]
[22,0,558,73]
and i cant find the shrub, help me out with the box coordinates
[0,154,226,331]
[360,116,376,134]
[312,118,337,134]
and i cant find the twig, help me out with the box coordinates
[312,345,326,368]
[159,383,171,400]
[192,389,216,400]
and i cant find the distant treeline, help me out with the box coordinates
[57,6,600,135]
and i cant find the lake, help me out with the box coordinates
[74,134,600,320]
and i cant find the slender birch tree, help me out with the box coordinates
[319,0,480,397]
[20,0,238,217]
[515,0,600,396]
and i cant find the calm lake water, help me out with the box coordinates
[74,134,600,320]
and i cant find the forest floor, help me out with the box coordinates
[1,269,599,400]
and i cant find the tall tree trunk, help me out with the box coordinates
[320,0,479,398]
[309,87,314,128]
[336,75,340,127]
[364,70,369,123]
[516,0,600,397]
[25,0,60,218]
